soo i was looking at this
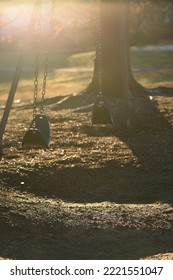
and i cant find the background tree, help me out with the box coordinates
[86,0,148,99]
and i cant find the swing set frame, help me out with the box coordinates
[0,0,52,155]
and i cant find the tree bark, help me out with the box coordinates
[86,0,148,98]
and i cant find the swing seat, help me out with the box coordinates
[92,98,113,125]
[22,114,50,148]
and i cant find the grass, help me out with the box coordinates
[1,44,173,69]
[68,51,95,67]
[134,69,173,88]
[130,50,173,69]
[0,43,173,102]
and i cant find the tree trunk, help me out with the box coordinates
[86,0,148,98]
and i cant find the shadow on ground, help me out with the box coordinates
[0,209,173,260]
[1,92,173,205]
[0,90,173,260]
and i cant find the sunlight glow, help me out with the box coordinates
[0,1,92,48]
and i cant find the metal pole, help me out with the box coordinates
[119,0,130,128]
[0,0,40,155]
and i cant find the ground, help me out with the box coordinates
[0,48,173,260]
[0,90,173,260]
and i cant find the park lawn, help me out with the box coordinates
[1,46,173,69]
[1,44,173,104]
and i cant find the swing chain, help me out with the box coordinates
[40,48,48,114]
[33,0,42,121]
[40,0,55,114]
[96,0,103,99]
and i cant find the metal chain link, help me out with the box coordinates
[40,45,48,114]
[96,0,103,99]
[33,0,42,120]
[40,0,55,114]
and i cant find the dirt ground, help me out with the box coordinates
[0,88,173,260]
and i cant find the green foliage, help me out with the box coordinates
[130,1,173,45]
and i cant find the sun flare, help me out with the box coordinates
[0,0,93,49]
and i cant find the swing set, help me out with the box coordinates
[92,0,130,127]
[22,0,53,148]
[0,0,53,155]
[0,0,130,156]
[92,0,113,125]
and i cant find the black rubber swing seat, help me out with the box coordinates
[92,97,113,125]
[22,114,50,148]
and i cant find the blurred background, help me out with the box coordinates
[0,0,173,101]
[0,0,173,52]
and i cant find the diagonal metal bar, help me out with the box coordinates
[0,0,41,156]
